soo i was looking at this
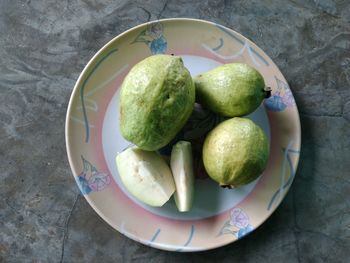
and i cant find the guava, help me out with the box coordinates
[116,147,175,207]
[120,55,195,151]
[202,117,269,188]
[194,63,270,117]
[170,141,194,212]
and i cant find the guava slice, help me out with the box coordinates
[116,147,175,206]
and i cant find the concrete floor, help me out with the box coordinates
[1,0,350,262]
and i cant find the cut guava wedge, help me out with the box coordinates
[116,147,175,207]
[170,141,195,212]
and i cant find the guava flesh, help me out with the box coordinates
[170,141,194,212]
[116,147,175,206]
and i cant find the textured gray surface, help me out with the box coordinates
[1,0,350,262]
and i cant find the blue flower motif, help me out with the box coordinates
[149,36,167,54]
[264,77,295,112]
[218,208,255,238]
[264,95,287,112]
[237,224,254,239]
[77,173,92,195]
[131,22,167,54]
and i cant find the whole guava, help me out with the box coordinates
[194,63,270,117]
[203,117,269,188]
[120,55,195,151]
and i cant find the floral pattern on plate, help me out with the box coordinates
[264,77,296,112]
[76,156,111,195]
[218,207,254,239]
[131,22,167,54]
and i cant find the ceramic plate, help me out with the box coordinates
[65,18,301,252]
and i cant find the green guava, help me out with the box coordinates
[120,55,195,151]
[202,117,269,188]
[194,63,270,117]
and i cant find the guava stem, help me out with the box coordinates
[264,86,272,98]
[220,184,235,189]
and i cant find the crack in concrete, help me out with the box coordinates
[292,187,302,263]
[300,112,343,118]
[291,185,348,263]
[138,6,152,22]
[59,193,80,263]
[4,197,64,229]
[157,0,169,19]
[290,32,350,68]
[300,229,346,244]
[301,111,350,123]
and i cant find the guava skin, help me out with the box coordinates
[203,118,269,187]
[120,55,195,151]
[194,63,266,117]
